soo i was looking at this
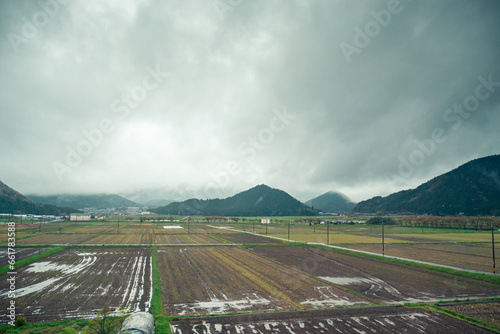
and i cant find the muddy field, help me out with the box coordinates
[16,233,95,245]
[346,243,497,272]
[154,234,222,244]
[0,248,46,267]
[250,246,500,303]
[218,233,283,244]
[170,306,493,334]
[0,248,152,322]
[441,300,500,329]
[80,233,147,244]
[156,247,369,316]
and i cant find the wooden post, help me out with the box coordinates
[493,222,496,274]
[382,223,385,256]
[287,221,290,241]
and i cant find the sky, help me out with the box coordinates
[1,0,499,203]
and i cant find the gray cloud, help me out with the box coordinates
[1,0,499,203]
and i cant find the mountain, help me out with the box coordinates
[27,194,142,209]
[306,191,356,213]
[354,154,500,216]
[120,188,190,207]
[153,184,319,216]
[0,181,78,215]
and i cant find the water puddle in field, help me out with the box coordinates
[0,252,97,298]
[175,295,272,315]
[319,276,402,296]
[171,312,435,334]
[300,286,367,308]
[163,226,183,229]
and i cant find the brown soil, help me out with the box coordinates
[441,300,500,329]
[347,243,495,272]
[218,233,282,244]
[0,248,46,267]
[0,248,152,322]
[156,247,369,316]
[250,246,500,303]
[170,306,493,334]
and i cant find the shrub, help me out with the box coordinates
[366,216,397,225]
[15,316,27,327]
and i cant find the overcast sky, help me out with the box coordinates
[1,0,499,203]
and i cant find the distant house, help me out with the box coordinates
[70,213,91,221]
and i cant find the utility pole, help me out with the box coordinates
[253,221,255,233]
[492,222,496,274]
[287,221,290,241]
[327,223,330,245]
[382,223,385,256]
[265,222,268,235]
[117,216,120,234]
[188,221,190,234]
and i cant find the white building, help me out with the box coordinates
[70,213,91,221]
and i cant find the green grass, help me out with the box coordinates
[206,234,236,244]
[0,246,64,275]
[0,319,89,333]
[151,246,171,334]
[431,303,500,333]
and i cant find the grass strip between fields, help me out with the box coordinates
[206,233,235,244]
[0,246,65,276]
[404,300,500,334]
[151,246,171,334]
[311,244,500,285]
[0,319,90,333]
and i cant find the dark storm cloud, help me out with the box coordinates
[0,0,499,202]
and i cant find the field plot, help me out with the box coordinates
[170,306,492,334]
[0,248,152,322]
[81,233,149,244]
[441,300,500,329]
[16,233,94,245]
[0,248,46,267]
[346,243,497,272]
[156,247,369,316]
[217,233,282,244]
[154,234,221,244]
[384,232,493,243]
[119,224,152,235]
[63,226,117,234]
[153,224,223,234]
[250,246,500,303]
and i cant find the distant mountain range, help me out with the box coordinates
[120,188,189,207]
[27,194,142,209]
[306,191,356,213]
[0,181,78,215]
[354,154,500,216]
[153,184,319,216]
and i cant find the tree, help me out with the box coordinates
[366,216,397,225]
[85,304,114,334]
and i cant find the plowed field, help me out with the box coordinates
[250,246,500,303]
[0,248,152,322]
[156,247,369,316]
[346,243,497,272]
[170,306,493,334]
